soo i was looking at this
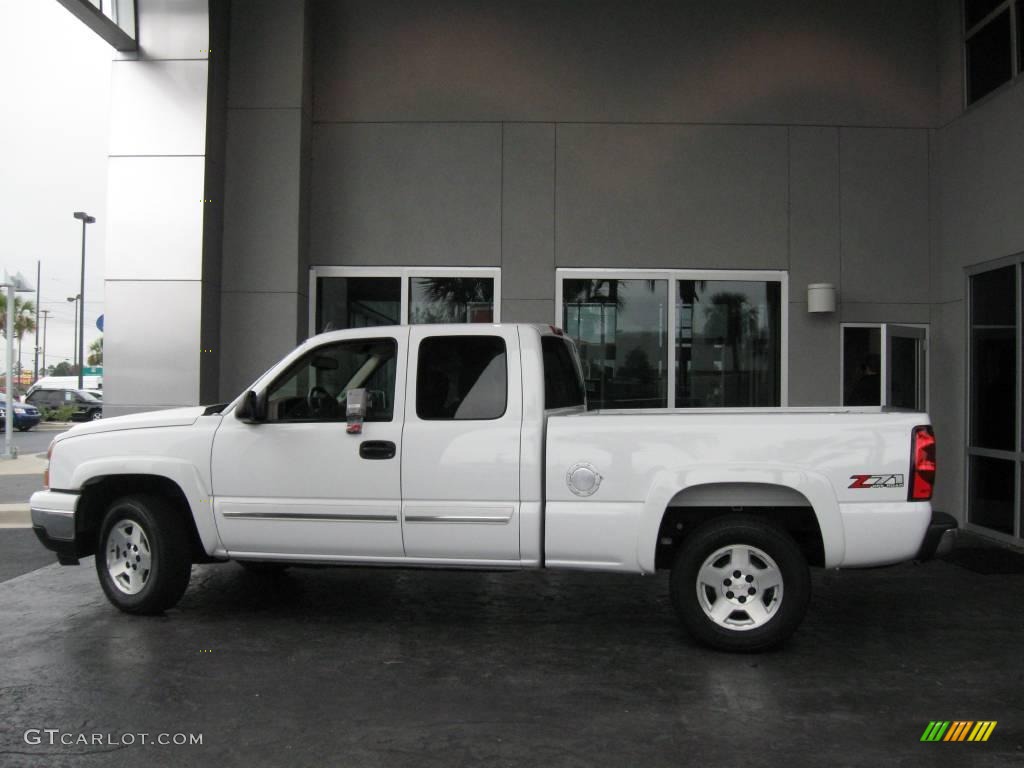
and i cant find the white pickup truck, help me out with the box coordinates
[30,323,953,651]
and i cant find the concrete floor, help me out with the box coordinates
[0,549,1021,767]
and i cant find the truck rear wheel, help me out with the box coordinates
[95,495,192,615]
[670,515,810,652]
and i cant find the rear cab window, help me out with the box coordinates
[416,336,507,420]
[542,335,586,410]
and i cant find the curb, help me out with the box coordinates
[0,504,31,528]
[0,457,47,477]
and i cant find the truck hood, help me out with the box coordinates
[56,406,211,440]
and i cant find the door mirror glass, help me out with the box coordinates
[346,388,367,434]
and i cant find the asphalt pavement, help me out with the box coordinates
[0,536,1022,768]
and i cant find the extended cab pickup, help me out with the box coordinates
[31,324,954,651]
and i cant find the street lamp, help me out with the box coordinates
[2,270,35,460]
[73,211,95,390]
[67,295,80,373]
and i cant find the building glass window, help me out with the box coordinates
[967,259,1022,542]
[677,280,781,407]
[310,268,500,335]
[409,277,494,324]
[841,324,928,410]
[558,270,787,409]
[316,276,401,332]
[843,326,882,406]
[964,1,1016,105]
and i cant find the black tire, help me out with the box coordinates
[95,494,193,614]
[236,560,290,575]
[670,515,811,652]
[17,426,31,432]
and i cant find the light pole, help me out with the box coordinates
[39,309,51,377]
[3,271,35,460]
[33,260,40,383]
[73,212,95,390]
[67,295,80,373]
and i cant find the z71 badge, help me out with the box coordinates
[849,474,905,489]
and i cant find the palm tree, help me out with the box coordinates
[88,337,103,367]
[0,296,35,383]
[0,294,34,336]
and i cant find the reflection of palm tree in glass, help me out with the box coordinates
[564,280,661,408]
[413,278,493,324]
[704,292,766,403]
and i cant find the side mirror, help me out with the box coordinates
[346,388,367,434]
[236,390,266,423]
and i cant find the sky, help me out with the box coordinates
[1,0,113,371]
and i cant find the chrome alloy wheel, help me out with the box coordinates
[696,544,784,631]
[105,519,153,595]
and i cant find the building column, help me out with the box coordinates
[102,0,227,416]
[218,0,312,400]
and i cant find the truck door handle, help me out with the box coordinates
[359,440,396,460]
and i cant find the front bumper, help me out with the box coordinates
[916,511,958,561]
[30,490,81,565]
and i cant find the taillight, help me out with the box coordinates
[908,425,935,501]
[43,440,54,490]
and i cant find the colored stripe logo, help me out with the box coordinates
[921,721,997,742]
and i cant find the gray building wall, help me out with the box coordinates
[929,77,1024,519]
[113,0,1022,529]
[289,0,936,415]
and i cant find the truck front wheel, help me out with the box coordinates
[95,495,192,614]
[670,515,810,652]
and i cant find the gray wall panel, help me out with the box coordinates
[788,304,839,407]
[501,124,555,300]
[222,109,303,293]
[839,128,930,304]
[789,127,840,296]
[109,60,209,156]
[936,0,963,126]
[104,281,201,408]
[502,299,554,325]
[105,156,206,280]
[839,302,931,324]
[310,123,502,267]
[313,0,937,127]
[933,83,1024,304]
[219,292,303,399]
[228,0,307,109]
[928,300,965,519]
[134,0,208,61]
[555,124,788,269]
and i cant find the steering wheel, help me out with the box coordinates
[307,386,337,418]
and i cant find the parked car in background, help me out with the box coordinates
[26,375,103,400]
[26,388,103,421]
[0,395,42,431]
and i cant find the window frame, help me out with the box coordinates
[962,0,1021,108]
[965,253,1023,544]
[308,266,501,337]
[555,268,789,408]
[839,322,930,410]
